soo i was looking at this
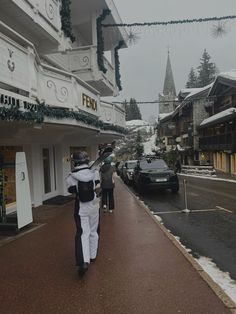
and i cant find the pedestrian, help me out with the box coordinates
[175,159,182,173]
[66,151,101,277]
[100,156,115,213]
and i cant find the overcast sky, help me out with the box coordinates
[109,0,236,121]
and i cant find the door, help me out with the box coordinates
[42,146,57,200]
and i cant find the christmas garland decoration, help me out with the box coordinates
[60,0,75,43]
[0,103,127,134]
[102,15,236,28]
[114,40,124,91]
[96,9,111,73]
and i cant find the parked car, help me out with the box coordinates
[116,161,125,177]
[122,160,137,185]
[133,158,179,193]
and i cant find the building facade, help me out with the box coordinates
[199,72,236,176]
[0,0,128,215]
[158,85,212,165]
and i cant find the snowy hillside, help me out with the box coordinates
[115,119,158,159]
[143,133,157,155]
[126,119,148,127]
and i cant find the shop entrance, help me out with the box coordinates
[42,146,57,200]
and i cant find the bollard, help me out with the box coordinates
[182,179,190,213]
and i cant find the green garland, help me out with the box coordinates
[114,41,124,91]
[96,9,111,73]
[0,103,127,134]
[102,15,236,28]
[60,0,75,43]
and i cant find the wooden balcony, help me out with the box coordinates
[199,132,236,152]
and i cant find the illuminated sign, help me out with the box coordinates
[82,93,97,111]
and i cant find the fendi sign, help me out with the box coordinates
[82,93,97,111]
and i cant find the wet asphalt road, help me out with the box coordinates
[130,176,236,280]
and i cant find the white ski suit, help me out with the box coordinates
[66,165,100,266]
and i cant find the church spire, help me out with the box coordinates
[163,50,176,96]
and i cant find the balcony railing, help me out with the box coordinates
[100,102,126,128]
[199,132,236,151]
[47,45,118,96]
[2,0,67,51]
[0,30,125,132]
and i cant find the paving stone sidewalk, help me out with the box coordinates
[0,179,232,314]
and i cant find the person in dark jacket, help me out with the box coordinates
[100,156,115,213]
[175,159,182,173]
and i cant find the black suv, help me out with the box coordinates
[122,160,137,185]
[133,158,179,193]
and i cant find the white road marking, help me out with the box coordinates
[154,210,184,214]
[191,209,218,212]
[154,207,232,215]
[216,206,233,213]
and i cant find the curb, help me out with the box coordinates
[118,177,236,312]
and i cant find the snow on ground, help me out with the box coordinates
[197,256,236,303]
[179,173,236,184]
[171,235,236,303]
[143,133,157,155]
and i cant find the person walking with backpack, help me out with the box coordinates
[100,156,115,213]
[66,151,101,277]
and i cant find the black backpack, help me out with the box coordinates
[77,180,94,202]
[72,167,95,202]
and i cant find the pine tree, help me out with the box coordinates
[197,49,217,87]
[186,67,198,88]
[135,130,144,158]
[125,98,142,121]
[124,100,130,121]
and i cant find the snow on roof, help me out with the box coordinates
[126,119,148,127]
[219,70,236,81]
[158,112,173,121]
[200,107,236,127]
[185,83,213,100]
[179,88,200,95]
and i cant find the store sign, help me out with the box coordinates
[82,93,97,111]
[0,92,37,110]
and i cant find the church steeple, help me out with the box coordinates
[163,50,176,96]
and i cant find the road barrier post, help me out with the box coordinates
[182,179,190,213]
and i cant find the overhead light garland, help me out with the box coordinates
[101,15,236,28]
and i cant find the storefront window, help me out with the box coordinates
[0,146,23,206]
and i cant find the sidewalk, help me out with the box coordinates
[0,179,234,314]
